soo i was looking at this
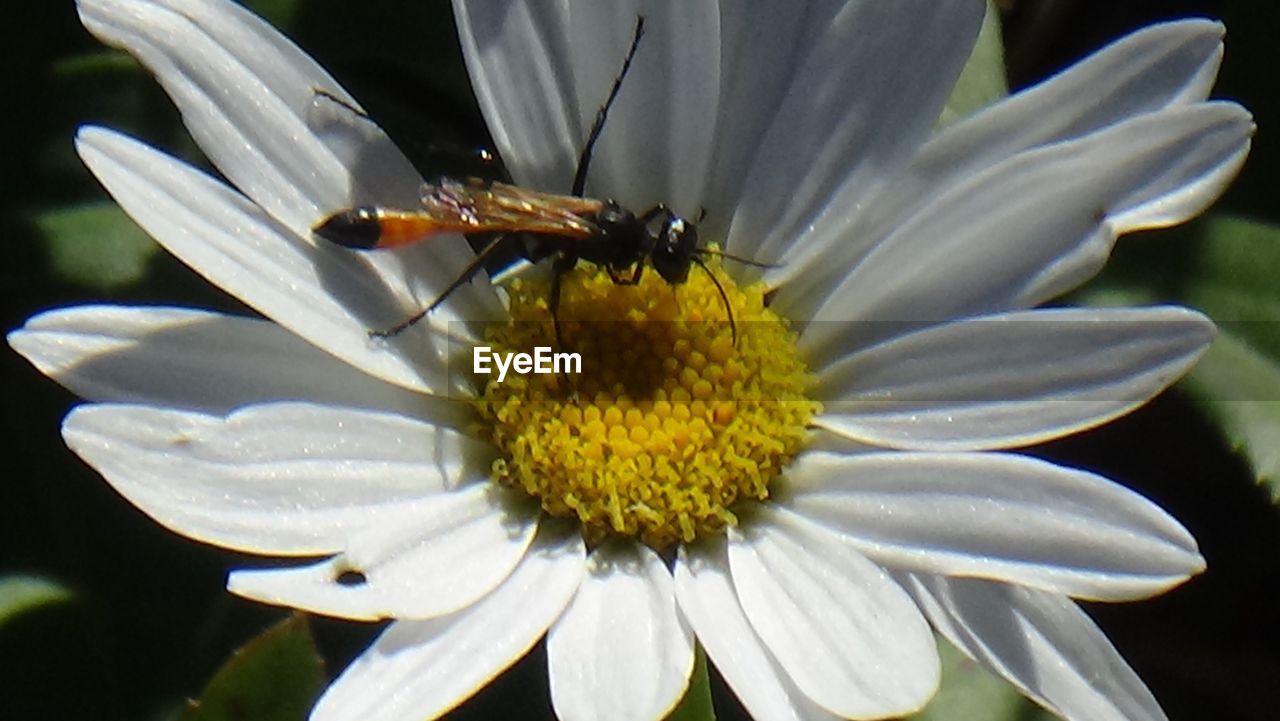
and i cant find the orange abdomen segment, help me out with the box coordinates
[313,207,454,250]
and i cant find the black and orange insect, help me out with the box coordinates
[313,18,757,345]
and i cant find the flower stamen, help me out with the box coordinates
[476,257,820,549]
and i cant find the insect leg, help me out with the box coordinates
[548,255,580,353]
[636,203,671,225]
[625,262,648,285]
[372,233,514,338]
[606,263,647,286]
[571,16,646,196]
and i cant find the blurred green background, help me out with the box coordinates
[2,1,1278,720]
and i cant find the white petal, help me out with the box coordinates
[228,485,538,620]
[76,127,491,395]
[699,0,850,241]
[62,402,492,554]
[728,0,984,265]
[797,103,1251,359]
[456,1,720,217]
[547,541,694,721]
[311,522,586,721]
[453,0,580,193]
[562,1,719,215]
[675,539,842,721]
[7,306,463,423]
[816,307,1215,450]
[77,0,423,235]
[903,573,1170,721]
[856,20,1225,257]
[728,514,939,717]
[782,451,1204,600]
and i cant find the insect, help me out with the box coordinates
[313,17,757,346]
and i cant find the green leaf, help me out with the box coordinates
[1181,333,1280,502]
[33,201,158,290]
[1083,214,1280,501]
[1088,215,1280,357]
[908,639,1050,721]
[1172,216,1280,358]
[243,0,299,28]
[52,48,146,78]
[938,0,1008,128]
[0,575,73,625]
[176,614,324,721]
[666,645,716,721]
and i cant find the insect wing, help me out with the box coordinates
[436,180,604,238]
[314,179,605,251]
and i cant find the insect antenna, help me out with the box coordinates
[691,256,737,346]
[311,86,372,121]
[571,16,646,196]
[694,247,779,269]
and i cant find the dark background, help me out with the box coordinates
[2,1,1277,719]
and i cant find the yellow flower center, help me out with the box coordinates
[475,257,819,550]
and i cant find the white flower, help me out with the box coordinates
[9,1,1252,721]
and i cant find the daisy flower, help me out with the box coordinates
[10,1,1252,720]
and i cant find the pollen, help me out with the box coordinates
[475,258,820,550]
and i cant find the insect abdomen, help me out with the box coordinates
[313,207,383,249]
[313,207,447,250]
